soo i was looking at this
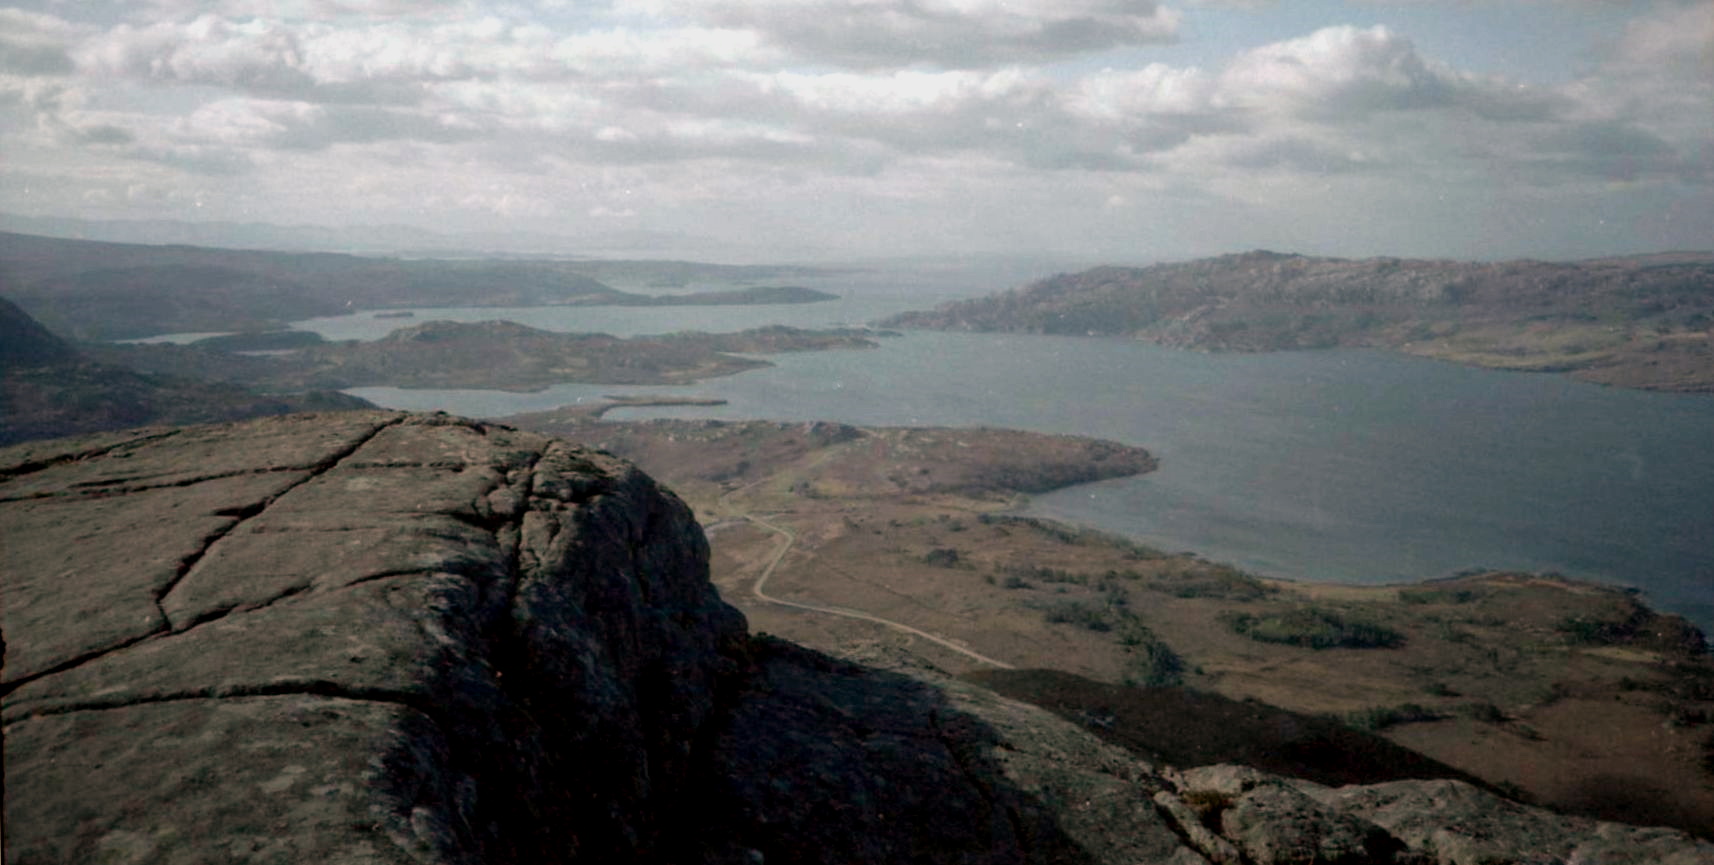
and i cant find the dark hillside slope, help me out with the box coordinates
[0,231,626,339]
[0,296,75,366]
[0,297,371,445]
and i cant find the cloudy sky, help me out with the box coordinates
[1,0,1709,262]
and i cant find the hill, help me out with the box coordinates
[0,297,371,446]
[0,231,836,340]
[884,251,1714,392]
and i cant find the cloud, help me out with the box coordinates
[4,1,1711,259]
[629,0,1181,68]
[0,9,86,76]
[1218,25,1559,122]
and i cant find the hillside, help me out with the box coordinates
[507,401,1714,838]
[0,297,371,446]
[884,251,1714,392]
[0,231,835,340]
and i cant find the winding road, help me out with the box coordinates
[732,501,1015,670]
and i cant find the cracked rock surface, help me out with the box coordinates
[6,411,1714,864]
[3,411,746,864]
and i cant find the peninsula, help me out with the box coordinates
[884,251,1714,393]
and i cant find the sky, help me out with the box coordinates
[0,0,1710,263]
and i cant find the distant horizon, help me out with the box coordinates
[2,2,1708,264]
[4,211,1710,270]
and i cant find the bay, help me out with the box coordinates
[307,273,1714,635]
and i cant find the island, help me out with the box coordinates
[82,321,884,392]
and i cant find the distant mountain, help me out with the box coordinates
[0,211,725,259]
[0,298,372,446]
[884,251,1714,393]
[0,231,837,341]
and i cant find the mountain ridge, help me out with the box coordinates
[884,250,1714,392]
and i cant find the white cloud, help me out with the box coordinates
[3,1,1710,259]
[1218,25,1558,121]
[629,0,1182,68]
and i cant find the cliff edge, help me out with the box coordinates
[4,412,1711,864]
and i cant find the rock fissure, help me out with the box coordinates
[0,428,182,486]
[0,631,165,701]
[8,679,445,721]
[153,416,405,620]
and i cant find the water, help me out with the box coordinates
[291,266,1000,341]
[302,272,1714,634]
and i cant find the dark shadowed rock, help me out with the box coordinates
[5,412,1713,864]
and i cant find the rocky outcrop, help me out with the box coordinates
[2,411,746,863]
[5,412,1713,864]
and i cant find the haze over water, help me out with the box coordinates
[316,268,1714,634]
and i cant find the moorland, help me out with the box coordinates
[507,400,1714,838]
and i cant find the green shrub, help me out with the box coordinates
[1128,639,1186,688]
[1340,703,1446,731]
[1225,607,1404,649]
[921,547,962,568]
[1556,612,1643,645]
[1456,701,1506,723]
[1399,587,1478,605]
[1116,618,1185,687]
[1042,601,1111,632]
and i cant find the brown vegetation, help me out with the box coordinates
[506,405,1714,838]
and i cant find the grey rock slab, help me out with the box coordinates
[1217,782,1403,865]
[0,473,310,685]
[343,415,539,471]
[3,695,429,865]
[1310,779,1714,865]
[4,573,503,722]
[0,411,398,499]
[160,511,504,631]
[3,411,749,864]
[1154,791,1243,865]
